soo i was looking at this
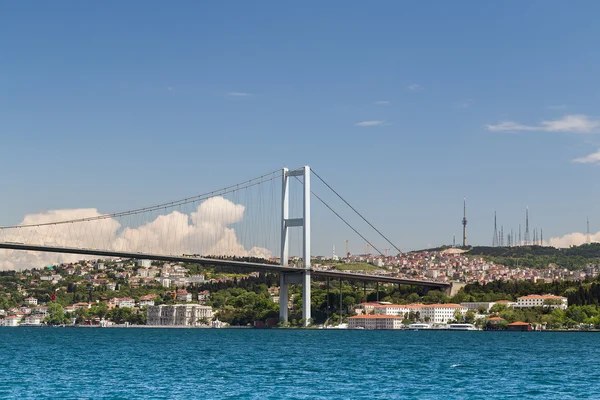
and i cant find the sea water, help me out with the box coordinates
[0,328,597,399]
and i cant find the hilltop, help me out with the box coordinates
[467,243,600,270]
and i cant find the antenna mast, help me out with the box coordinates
[524,207,530,245]
[492,211,498,247]
[462,198,467,247]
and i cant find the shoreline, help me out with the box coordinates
[4,325,600,332]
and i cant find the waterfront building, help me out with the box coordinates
[3,316,20,326]
[147,305,213,326]
[515,295,567,310]
[348,315,403,330]
[507,321,532,331]
[368,303,467,323]
[23,316,42,325]
[420,304,467,324]
[33,306,49,318]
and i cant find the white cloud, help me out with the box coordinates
[374,100,391,105]
[0,197,272,270]
[547,231,600,248]
[227,91,251,97]
[573,149,600,164]
[407,84,423,92]
[486,114,600,133]
[354,120,387,127]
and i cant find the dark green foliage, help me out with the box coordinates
[468,243,600,270]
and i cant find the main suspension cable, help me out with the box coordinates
[311,169,402,255]
[292,176,384,257]
[0,169,282,229]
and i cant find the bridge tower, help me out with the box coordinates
[279,166,311,326]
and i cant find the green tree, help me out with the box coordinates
[44,303,69,325]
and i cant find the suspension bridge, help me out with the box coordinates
[0,166,451,325]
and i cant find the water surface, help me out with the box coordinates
[0,328,596,399]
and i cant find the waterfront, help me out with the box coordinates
[0,329,599,399]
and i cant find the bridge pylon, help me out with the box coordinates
[279,166,311,326]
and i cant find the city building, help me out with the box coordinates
[110,297,136,308]
[348,315,403,330]
[23,316,42,325]
[176,289,192,302]
[420,304,467,324]
[24,297,38,306]
[139,294,156,307]
[515,295,568,310]
[507,321,532,331]
[460,302,496,312]
[3,316,20,326]
[147,304,213,326]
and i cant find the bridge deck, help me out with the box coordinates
[0,243,449,289]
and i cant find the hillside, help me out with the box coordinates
[467,243,600,270]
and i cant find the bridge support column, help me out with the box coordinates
[280,166,311,326]
[279,271,311,324]
[279,274,289,323]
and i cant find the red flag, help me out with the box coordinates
[51,290,56,301]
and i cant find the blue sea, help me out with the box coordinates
[0,328,598,399]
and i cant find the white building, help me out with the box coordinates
[33,306,49,318]
[3,316,20,326]
[138,295,156,307]
[373,304,424,317]
[23,316,42,325]
[115,298,136,308]
[355,302,381,315]
[460,302,496,312]
[24,297,38,306]
[138,268,159,278]
[137,259,152,268]
[176,290,192,302]
[516,294,568,310]
[147,305,213,326]
[348,315,403,330]
[156,277,171,288]
[420,304,467,324]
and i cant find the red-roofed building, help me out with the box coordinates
[348,315,403,330]
[507,321,532,331]
[516,295,567,310]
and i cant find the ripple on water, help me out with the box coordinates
[1,329,600,399]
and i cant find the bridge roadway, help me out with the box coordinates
[0,242,450,290]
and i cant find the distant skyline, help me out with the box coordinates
[2,1,600,258]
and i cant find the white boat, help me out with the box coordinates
[408,323,431,330]
[448,323,477,331]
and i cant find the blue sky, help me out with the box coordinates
[2,1,600,255]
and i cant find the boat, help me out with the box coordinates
[408,323,431,330]
[448,323,477,331]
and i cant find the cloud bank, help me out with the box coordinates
[355,120,387,127]
[546,231,600,248]
[486,114,600,133]
[0,197,272,270]
[573,149,600,164]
